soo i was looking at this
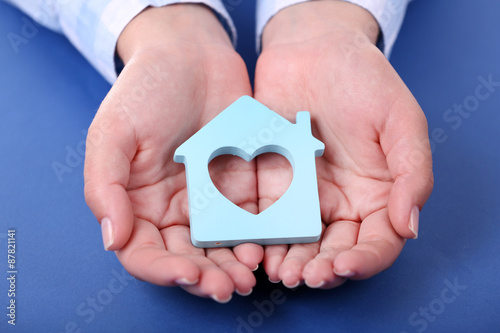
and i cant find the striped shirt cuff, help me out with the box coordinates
[256,0,411,57]
[13,0,236,84]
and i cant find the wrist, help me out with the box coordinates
[262,1,379,50]
[117,4,233,64]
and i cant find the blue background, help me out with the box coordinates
[1,0,499,332]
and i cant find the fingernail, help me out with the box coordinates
[409,206,419,239]
[236,288,253,296]
[252,264,259,272]
[101,217,114,250]
[283,280,300,289]
[211,294,232,304]
[333,268,355,277]
[305,280,325,288]
[175,278,198,286]
[268,277,281,284]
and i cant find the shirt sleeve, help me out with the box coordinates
[256,0,411,57]
[4,0,236,84]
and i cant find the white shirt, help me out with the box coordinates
[5,0,410,84]
[256,0,411,56]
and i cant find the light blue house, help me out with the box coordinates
[174,96,324,248]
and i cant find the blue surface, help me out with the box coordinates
[0,0,499,332]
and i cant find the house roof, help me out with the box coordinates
[174,95,324,165]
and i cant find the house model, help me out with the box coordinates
[174,96,324,248]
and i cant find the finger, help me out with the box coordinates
[233,243,264,271]
[257,153,294,283]
[209,154,258,214]
[333,208,405,279]
[381,95,434,239]
[302,221,358,289]
[115,221,200,286]
[161,225,235,302]
[208,155,264,270]
[84,108,136,251]
[256,152,293,211]
[206,248,256,297]
[278,241,319,288]
[263,245,288,283]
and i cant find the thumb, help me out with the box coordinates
[383,97,434,239]
[84,109,136,251]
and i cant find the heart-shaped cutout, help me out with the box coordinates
[208,152,293,215]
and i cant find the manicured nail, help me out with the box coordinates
[236,288,253,296]
[175,278,198,286]
[268,277,281,284]
[211,294,232,303]
[283,280,300,289]
[101,217,114,250]
[333,268,355,277]
[409,206,419,239]
[305,280,325,288]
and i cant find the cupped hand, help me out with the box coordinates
[254,2,433,289]
[84,5,262,302]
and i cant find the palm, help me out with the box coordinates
[85,47,261,300]
[255,39,429,288]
